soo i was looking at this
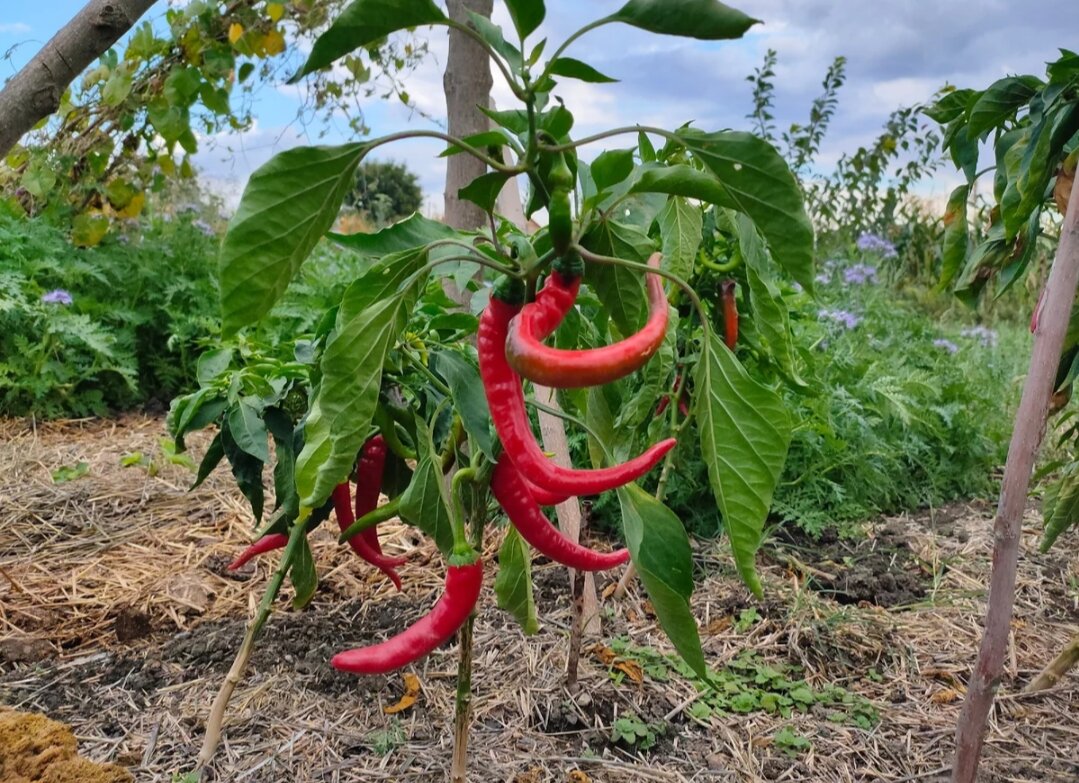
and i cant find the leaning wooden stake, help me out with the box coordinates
[1024,632,1079,693]
[951,172,1079,783]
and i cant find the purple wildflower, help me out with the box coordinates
[193,219,215,236]
[856,232,898,259]
[933,338,959,355]
[843,263,878,285]
[815,272,832,285]
[791,281,804,294]
[960,325,997,348]
[818,308,862,330]
[41,289,73,306]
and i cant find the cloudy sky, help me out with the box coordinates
[3,1,1077,213]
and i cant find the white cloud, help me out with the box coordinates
[0,22,30,34]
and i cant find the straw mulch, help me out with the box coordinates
[1,415,1077,783]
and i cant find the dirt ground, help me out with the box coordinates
[1,416,1077,782]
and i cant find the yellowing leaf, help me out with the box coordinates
[383,672,421,714]
[263,28,286,56]
[591,644,644,684]
[228,23,244,45]
[267,3,285,21]
[117,191,146,219]
[71,212,109,248]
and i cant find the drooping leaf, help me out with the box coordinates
[430,350,496,461]
[504,0,545,39]
[734,214,803,386]
[940,184,970,290]
[605,0,758,40]
[617,484,706,678]
[494,525,539,634]
[657,196,702,281]
[548,56,617,84]
[398,421,455,555]
[459,171,512,212]
[329,212,458,258]
[695,332,791,595]
[265,407,299,518]
[226,398,270,463]
[1041,469,1079,552]
[967,75,1044,138]
[290,535,318,609]
[220,419,265,522]
[925,88,979,124]
[220,143,368,333]
[296,249,428,509]
[289,0,446,82]
[191,433,225,489]
[466,12,522,69]
[580,219,655,334]
[676,131,815,292]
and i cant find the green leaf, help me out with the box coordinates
[290,535,318,609]
[734,214,803,386]
[398,421,455,555]
[591,149,635,191]
[940,184,970,290]
[220,143,368,334]
[102,70,133,106]
[1041,468,1079,552]
[505,0,545,39]
[459,171,512,212]
[192,433,225,489]
[296,248,428,509]
[494,525,540,634]
[676,131,815,292]
[431,350,496,461]
[617,484,707,678]
[196,348,233,385]
[289,0,447,82]
[329,212,458,258]
[466,12,521,69]
[226,398,270,463]
[967,75,1044,138]
[581,219,655,334]
[695,332,791,594]
[221,420,265,522]
[924,88,979,124]
[657,196,702,281]
[52,462,90,484]
[548,57,617,84]
[605,0,758,40]
[438,130,512,157]
[265,407,299,518]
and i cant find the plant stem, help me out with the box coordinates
[1023,632,1079,693]
[951,171,1079,783]
[338,497,401,543]
[368,128,525,173]
[195,519,306,772]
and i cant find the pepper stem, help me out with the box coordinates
[450,468,477,557]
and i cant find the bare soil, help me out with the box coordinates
[1,416,1078,782]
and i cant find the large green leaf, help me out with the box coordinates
[580,219,655,335]
[431,350,496,461]
[1041,468,1079,552]
[226,398,270,463]
[617,484,706,678]
[548,57,617,84]
[657,196,702,281]
[505,0,545,39]
[265,407,299,519]
[695,333,791,595]
[605,0,758,40]
[676,131,815,292]
[290,536,318,609]
[734,214,803,386]
[967,75,1044,138]
[295,249,427,509]
[220,420,265,522]
[398,421,455,555]
[289,0,446,82]
[220,143,367,334]
[494,525,539,634]
[329,212,458,258]
[940,184,970,290]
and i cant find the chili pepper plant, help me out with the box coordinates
[170,0,816,772]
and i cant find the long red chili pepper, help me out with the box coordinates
[491,459,629,571]
[355,435,389,556]
[524,478,571,506]
[333,482,405,590]
[505,252,669,388]
[227,533,288,571]
[478,285,676,496]
[331,557,483,674]
[720,279,738,350]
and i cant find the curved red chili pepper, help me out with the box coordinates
[227,533,288,571]
[505,252,668,388]
[333,482,405,591]
[720,279,738,350]
[524,478,571,506]
[331,558,483,675]
[479,294,676,496]
[355,435,389,556]
[491,460,629,571]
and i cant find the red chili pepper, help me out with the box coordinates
[524,478,571,507]
[505,252,669,388]
[478,287,676,496]
[355,435,389,557]
[491,459,629,571]
[333,482,405,591]
[331,558,483,675]
[227,533,288,571]
[720,279,738,350]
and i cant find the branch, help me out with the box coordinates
[1023,632,1079,693]
[0,0,158,158]
[951,170,1079,783]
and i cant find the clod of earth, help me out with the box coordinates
[0,710,132,783]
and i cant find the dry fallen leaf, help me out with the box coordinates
[703,616,733,635]
[590,644,644,684]
[930,688,961,705]
[383,672,422,715]
[567,770,592,783]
